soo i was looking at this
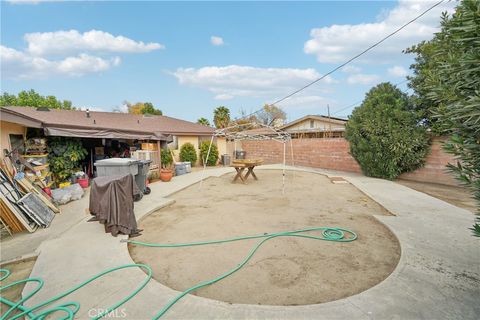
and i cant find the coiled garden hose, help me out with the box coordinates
[0,227,356,319]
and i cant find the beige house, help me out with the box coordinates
[171,135,227,166]
[281,115,347,138]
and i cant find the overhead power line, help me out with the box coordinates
[239,0,444,120]
[331,79,409,116]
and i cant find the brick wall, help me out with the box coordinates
[241,137,459,186]
[399,137,458,186]
[242,138,361,173]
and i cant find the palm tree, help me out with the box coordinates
[197,117,211,126]
[213,106,231,128]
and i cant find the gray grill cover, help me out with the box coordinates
[89,174,141,236]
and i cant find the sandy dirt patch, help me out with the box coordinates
[129,170,400,305]
[396,179,477,213]
[0,257,36,316]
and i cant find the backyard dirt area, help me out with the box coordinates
[129,170,400,306]
[0,257,36,316]
[396,180,477,213]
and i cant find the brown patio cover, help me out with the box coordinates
[45,126,168,141]
[88,174,141,236]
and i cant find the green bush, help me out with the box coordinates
[404,0,480,236]
[345,82,430,179]
[160,148,173,169]
[47,137,87,184]
[179,142,197,164]
[199,141,218,166]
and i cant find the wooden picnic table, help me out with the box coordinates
[230,159,263,184]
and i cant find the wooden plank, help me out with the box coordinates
[32,164,49,171]
[0,194,36,233]
[0,199,24,233]
[0,215,13,236]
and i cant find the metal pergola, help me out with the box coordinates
[200,123,294,194]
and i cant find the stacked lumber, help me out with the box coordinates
[0,196,26,233]
[0,167,44,233]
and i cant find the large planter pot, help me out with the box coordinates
[160,169,173,182]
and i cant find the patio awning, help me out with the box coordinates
[44,126,169,141]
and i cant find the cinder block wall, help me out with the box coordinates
[241,137,459,186]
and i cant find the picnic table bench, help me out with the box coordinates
[230,159,263,184]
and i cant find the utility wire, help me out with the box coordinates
[331,79,409,116]
[238,0,444,120]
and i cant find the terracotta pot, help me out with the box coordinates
[160,169,173,182]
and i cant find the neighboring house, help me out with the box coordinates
[0,106,225,166]
[281,115,347,138]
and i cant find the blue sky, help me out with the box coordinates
[1,0,455,123]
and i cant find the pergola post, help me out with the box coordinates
[199,135,215,188]
[282,140,286,195]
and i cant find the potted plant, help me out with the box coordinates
[160,148,174,182]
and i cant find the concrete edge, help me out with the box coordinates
[124,165,406,313]
[0,252,39,266]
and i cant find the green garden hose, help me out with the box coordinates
[0,227,356,319]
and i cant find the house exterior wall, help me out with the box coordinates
[0,121,25,159]
[173,135,200,165]
[216,137,227,159]
[241,137,459,186]
[172,135,226,166]
[285,119,345,132]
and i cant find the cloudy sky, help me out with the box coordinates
[1,0,455,123]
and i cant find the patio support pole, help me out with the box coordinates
[289,138,295,168]
[157,140,161,175]
[282,140,286,195]
[199,135,215,189]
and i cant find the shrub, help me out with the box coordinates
[179,142,197,164]
[47,137,87,184]
[406,0,480,236]
[160,148,173,169]
[345,82,430,179]
[199,141,218,166]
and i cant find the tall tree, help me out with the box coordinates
[256,104,286,127]
[142,102,162,115]
[125,101,162,115]
[197,117,211,126]
[406,0,480,236]
[0,89,74,110]
[213,106,231,128]
[230,108,258,128]
[345,82,429,180]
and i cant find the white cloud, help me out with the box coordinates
[173,65,334,99]
[341,65,361,73]
[214,93,234,100]
[1,45,121,79]
[388,65,408,77]
[347,73,380,85]
[210,36,224,46]
[24,29,164,56]
[276,94,334,110]
[304,0,456,64]
[2,29,162,79]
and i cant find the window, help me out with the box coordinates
[310,120,314,128]
[9,134,25,154]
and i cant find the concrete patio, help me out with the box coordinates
[3,165,479,319]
